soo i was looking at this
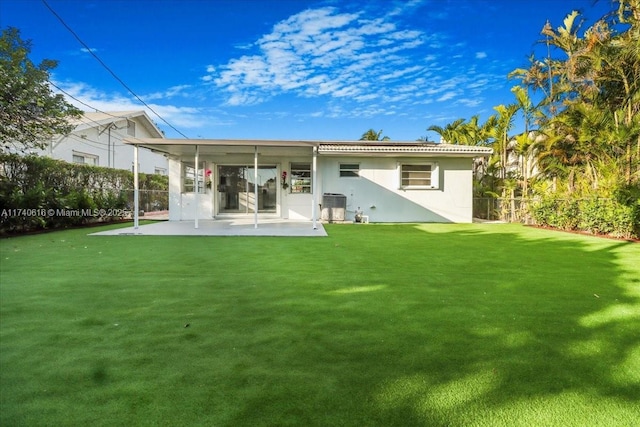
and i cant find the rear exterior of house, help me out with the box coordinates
[126,139,491,224]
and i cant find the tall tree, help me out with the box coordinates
[510,85,546,197]
[359,129,390,141]
[490,104,519,183]
[583,1,640,184]
[0,27,81,153]
[511,2,640,194]
[427,118,466,144]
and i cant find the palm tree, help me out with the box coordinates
[490,104,519,184]
[580,10,640,184]
[427,118,466,144]
[510,85,547,197]
[359,129,390,141]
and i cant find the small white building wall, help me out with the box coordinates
[280,158,314,220]
[317,156,474,223]
[168,158,213,220]
[50,116,167,174]
[167,154,474,223]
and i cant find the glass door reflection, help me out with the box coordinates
[218,165,276,213]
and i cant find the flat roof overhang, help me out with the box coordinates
[123,138,318,160]
[123,138,493,160]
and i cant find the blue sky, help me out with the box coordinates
[1,0,613,141]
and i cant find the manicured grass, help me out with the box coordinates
[1,223,638,426]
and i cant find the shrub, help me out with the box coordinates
[531,193,639,239]
[531,198,558,227]
[0,154,167,234]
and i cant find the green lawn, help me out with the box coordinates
[1,223,638,426]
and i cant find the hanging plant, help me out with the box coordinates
[281,171,289,189]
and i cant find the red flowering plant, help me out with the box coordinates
[281,171,289,189]
[205,169,212,189]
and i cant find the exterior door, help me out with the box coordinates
[218,165,277,214]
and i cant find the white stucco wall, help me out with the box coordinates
[280,159,314,220]
[168,158,213,220]
[49,116,167,174]
[166,154,475,223]
[317,156,474,223]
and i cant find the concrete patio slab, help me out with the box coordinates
[89,218,328,237]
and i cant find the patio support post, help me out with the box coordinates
[133,144,139,229]
[195,145,199,229]
[254,146,258,229]
[312,145,318,230]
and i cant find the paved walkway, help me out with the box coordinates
[89,218,327,237]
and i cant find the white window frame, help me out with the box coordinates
[72,151,98,166]
[339,163,360,178]
[399,162,439,190]
[182,163,205,193]
[290,163,312,193]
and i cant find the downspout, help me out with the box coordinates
[254,146,258,229]
[133,144,139,230]
[195,145,199,229]
[312,145,318,230]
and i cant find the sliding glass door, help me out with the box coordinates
[218,165,277,213]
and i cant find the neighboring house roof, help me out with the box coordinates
[123,138,492,159]
[70,110,164,139]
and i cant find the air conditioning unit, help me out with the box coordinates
[321,193,346,222]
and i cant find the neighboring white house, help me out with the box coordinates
[122,138,492,223]
[42,110,167,174]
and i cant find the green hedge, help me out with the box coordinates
[531,193,640,239]
[0,154,168,234]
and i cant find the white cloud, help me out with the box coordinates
[210,5,430,107]
[234,43,253,50]
[437,91,457,102]
[389,0,426,16]
[378,65,424,81]
[188,2,509,125]
[144,85,192,100]
[226,92,265,106]
[458,98,483,107]
[355,93,379,102]
[52,80,211,130]
[466,78,489,88]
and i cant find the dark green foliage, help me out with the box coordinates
[0,27,81,152]
[531,194,640,238]
[138,172,169,191]
[0,154,167,234]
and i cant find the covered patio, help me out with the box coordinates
[90,218,328,237]
[126,138,321,230]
